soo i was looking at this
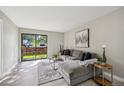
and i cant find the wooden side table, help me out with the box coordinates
[94,63,113,86]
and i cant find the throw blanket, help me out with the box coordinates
[79,58,97,67]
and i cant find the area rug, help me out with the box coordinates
[38,60,62,85]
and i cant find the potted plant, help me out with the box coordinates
[52,53,59,60]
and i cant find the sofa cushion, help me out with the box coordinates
[72,50,81,58]
[59,61,90,80]
[91,53,98,59]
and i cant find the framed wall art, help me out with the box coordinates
[75,28,89,48]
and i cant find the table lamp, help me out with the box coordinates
[102,45,107,63]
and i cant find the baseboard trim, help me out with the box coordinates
[0,62,18,79]
[104,72,124,82]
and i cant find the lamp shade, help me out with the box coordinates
[102,45,107,48]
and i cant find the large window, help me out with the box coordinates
[21,33,47,61]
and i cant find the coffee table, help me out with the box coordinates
[48,57,63,70]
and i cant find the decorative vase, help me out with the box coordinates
[102,45,107,64]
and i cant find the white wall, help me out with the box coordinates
[64,7,124,78]
[0,19,3,78]
[0,10,18,78]
[19,28,64,61]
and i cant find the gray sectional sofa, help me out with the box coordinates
[58,49,101,85]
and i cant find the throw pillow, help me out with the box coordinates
[70,49,74,56]
[63,49,70,55]
[80,52,86,61]
[60,50,65,55]
[84,52,91,60]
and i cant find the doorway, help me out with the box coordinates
[21,33,47,61]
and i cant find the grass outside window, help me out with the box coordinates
[23,54,47,60]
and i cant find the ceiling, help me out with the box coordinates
[0,6,121,32]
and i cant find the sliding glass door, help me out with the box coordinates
[35,34,47,59]
[21,33,47,61]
